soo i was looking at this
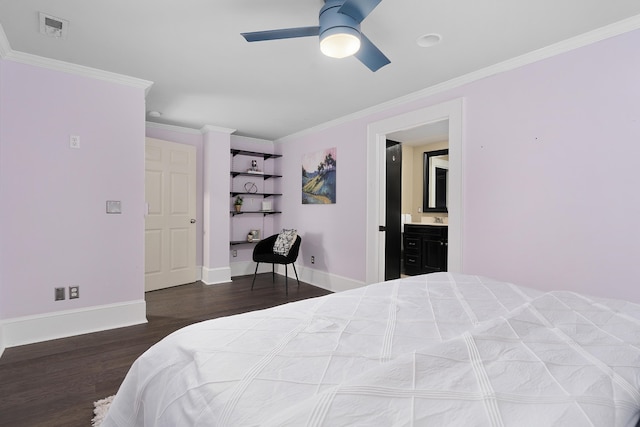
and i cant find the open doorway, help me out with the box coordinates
[365,99,464,284]
[386,121,449,279]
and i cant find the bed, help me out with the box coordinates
[102,273,640,426]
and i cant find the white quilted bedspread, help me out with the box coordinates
[102,273,640,426]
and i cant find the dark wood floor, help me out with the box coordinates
[0,274,331,427]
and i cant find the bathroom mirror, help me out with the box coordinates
[423,149,449,212]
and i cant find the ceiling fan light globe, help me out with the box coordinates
[320,30,361,58]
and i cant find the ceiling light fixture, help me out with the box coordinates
[148,111,162,118]
[320,26,361,58]
[318,1,362,59]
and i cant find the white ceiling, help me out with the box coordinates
[1,1,640,140]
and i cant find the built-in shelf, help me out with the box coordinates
[230,191,282,198]
[230,240,260,246]
[230,210,282,216]
[230,148,282,246]
[230,171,282,179]
[230,149,282,160]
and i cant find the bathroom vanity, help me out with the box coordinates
[404,223,448,275]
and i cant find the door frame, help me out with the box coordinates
[366,98,464,284]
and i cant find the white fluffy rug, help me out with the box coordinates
[92,395,115,427]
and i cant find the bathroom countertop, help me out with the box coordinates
[406,221,448,227]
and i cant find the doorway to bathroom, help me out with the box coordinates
[385,122,449,280]
[365,98,464,285]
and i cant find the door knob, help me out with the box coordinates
[190,219,196,223]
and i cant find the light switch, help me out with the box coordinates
[106,200,122,214]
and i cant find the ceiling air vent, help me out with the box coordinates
[39,12,68,39]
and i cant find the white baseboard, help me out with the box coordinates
[296,265,365,292]
[230,260,273,278]
[230,261,365,293]
[1,300,147,350]
[0,323,5,358]
[201,266,232,285]
[0,266,361,356]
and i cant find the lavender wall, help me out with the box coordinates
[461,30,640,298]
[280,29,640,302]
[280,122,368,279]
[202,129,231,278]
[0,59,146,319]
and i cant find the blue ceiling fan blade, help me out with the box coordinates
[354,32,390,71]
[241,26,320,42]
[338,0,382,23]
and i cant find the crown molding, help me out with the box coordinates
[0,23,10,58]
[145,121,237,136]
[5,50,154,94]
[200,124,236,135]
[277,14,640,143]
[0,23,153,94]
[145,121,203,135]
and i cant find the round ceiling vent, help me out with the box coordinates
[417,33,442,48]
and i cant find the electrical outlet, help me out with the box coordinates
[55,287,65,301]
[69,135,80,149]
[232,250,238,257]
[311,256,315,264]
[69,286,79,299]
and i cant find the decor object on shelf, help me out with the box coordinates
[240,0,390,72]
[247,229,261,242]
[234,195,243,212]
[247,159,263,174]
[302,147,336,204]
[244,182,258,193]
[261,200,272,212]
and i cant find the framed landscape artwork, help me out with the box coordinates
[302,147,336,204]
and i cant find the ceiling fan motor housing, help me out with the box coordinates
[319,0,361,42]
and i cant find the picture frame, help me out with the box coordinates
[302,147,336,204]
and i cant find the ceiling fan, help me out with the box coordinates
[241,0,390,72]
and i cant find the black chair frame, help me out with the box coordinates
[251,234,301,295]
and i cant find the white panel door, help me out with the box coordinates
[145,137,197,291]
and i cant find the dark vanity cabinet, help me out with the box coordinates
[404,224,448,275]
